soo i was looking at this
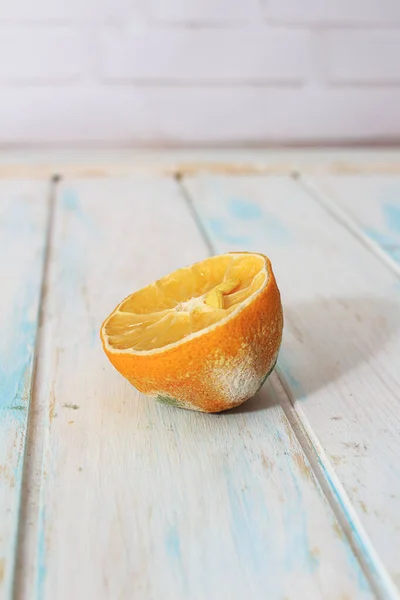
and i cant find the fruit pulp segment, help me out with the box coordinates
[104,253,266,352]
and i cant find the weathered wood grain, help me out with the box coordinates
[0,149,400,179]
[0,181,49,600]
[184,174,400,598]
[303,175,400,274]
[24,176,374,600]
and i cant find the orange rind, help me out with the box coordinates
[101,252,283,412]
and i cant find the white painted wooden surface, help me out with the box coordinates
[302,175,400,274]
[0,182,49,599]
[17,176,377,600]
[183,174,400,598]
[3,153,400,600]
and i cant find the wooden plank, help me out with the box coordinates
[184,174,400,598]
[302,175,400,273]
[0,181,49,600]
[27,176,374,600]
[0,149,400,179]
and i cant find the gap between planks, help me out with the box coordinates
[12,177,59,600]
[176,175,394,600]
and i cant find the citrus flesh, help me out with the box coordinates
[101,252,283,413]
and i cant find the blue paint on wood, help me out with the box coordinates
[225,472,267,572]
[166,525,181,560]
[165,524,188,596]
[276,433,320,575]
[383,203,400,234]
[224,440,320,593]
[207,218,249,245]
[276,348,305,401]
[0,294,36,421]
[0,189,48,600]
[36,505,47,599]
[204,197,289,252]
[278,365,303,396]
[354,201,400,265]
[228,198,263,220]
[62,188,100,235]
[316,457,383,594]
[365,229,400,263]
[58,188,99,350]
[63,188,79,211]
[223,466,283,596]
[259,212,290,244]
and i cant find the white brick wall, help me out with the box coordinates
[100,29,310,83]
[327,30,400,82]
[264,0,400,25]
[0,0,399,144]
[0,27,87,82]
[150,0,261,22]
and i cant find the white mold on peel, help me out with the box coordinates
[210,349,264,406]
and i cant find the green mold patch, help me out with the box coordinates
[256,358,278,394]
[156,394,188,409]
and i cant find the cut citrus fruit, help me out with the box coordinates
[100,252,283,413]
